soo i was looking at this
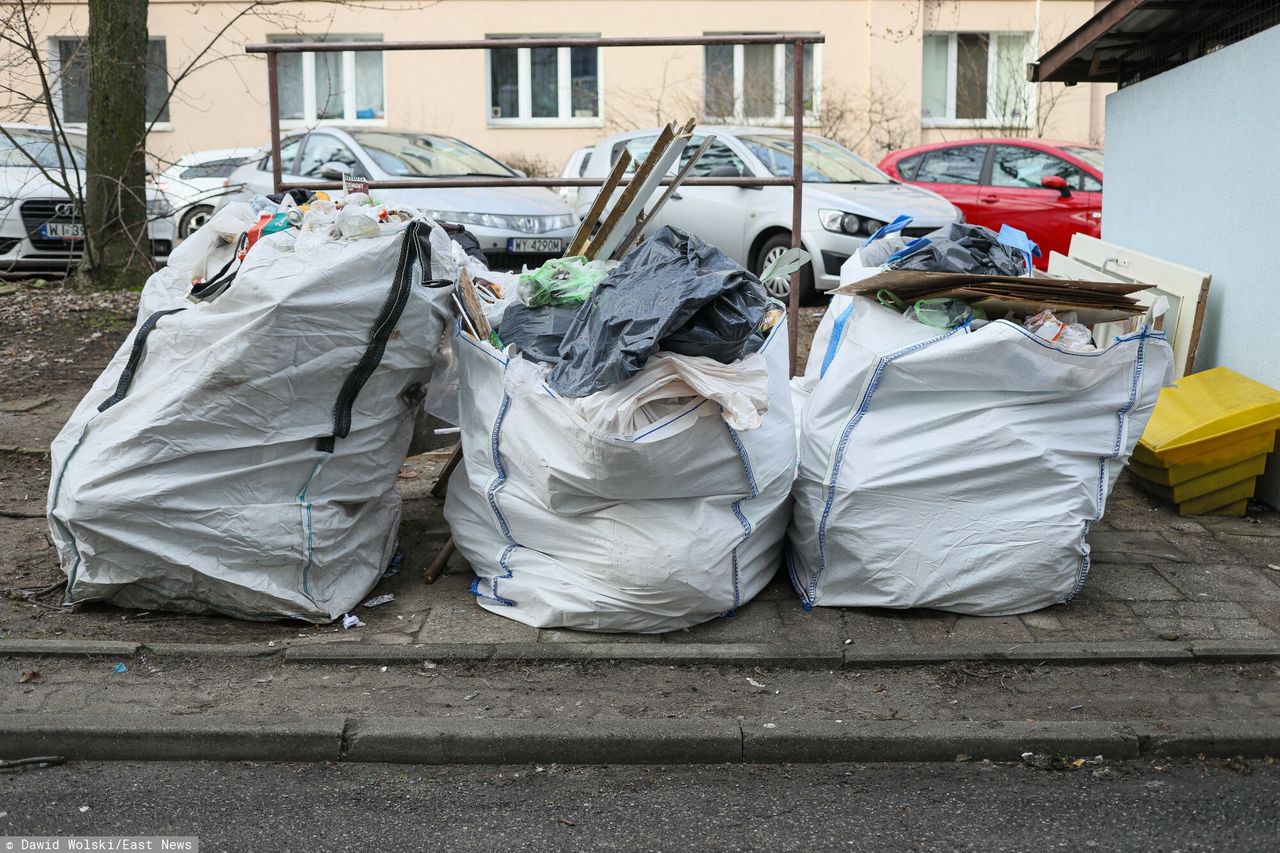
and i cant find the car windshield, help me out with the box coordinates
[350,131,514,178]
[1063,146,1104,172]
[0,130,86,169]
[739,135,890,184]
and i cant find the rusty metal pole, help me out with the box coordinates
[266,52,283,193]
[788,39,805,377]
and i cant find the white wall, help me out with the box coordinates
[1103,24,1280,505]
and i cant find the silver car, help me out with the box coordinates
[0,124,177,278]
[575,127,962,302]
[222,127,575,270]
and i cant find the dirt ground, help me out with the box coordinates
[0,283,826,642]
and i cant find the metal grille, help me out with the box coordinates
[1117,2,1280,88]
[20,199,82,253]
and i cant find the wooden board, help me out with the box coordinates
[609,134,717,261]
[566,149,632,258]
[1052,234,1212,378]
[585,120,690,261]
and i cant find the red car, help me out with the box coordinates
[879,138,1103,269]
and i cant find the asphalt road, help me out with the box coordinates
[2,759,1277,852]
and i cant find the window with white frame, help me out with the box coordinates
[269,34,385,126]
[703,36,818,124]
[53,37,170,126]
[921,32,1031,127]
[487,35,601,126]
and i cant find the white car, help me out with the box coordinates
[575,127,963,302]
[0,124,177,278]
[222,127,575,271]
[156,146,260,239]
[557,145,593,211]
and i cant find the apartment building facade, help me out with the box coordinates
[9,0,1109,171]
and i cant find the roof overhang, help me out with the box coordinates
[1030,0,1280,86]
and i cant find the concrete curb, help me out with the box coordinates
[742,720,1141,763]
[0,713,344,762]
[0,639,141,658]
[3,638,1280,667]
[0,714,1275,765]
[345,718,742,765]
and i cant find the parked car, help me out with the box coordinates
[222,127,575,271]
[557,145,593,210]
[156,146,260,239]
[879,138,1103,269]
[574,127,962,302]
[0,124,176,278]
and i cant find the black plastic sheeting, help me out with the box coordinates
[891,223,1025,276]
[545,226,767,398]
[496,303,579,366]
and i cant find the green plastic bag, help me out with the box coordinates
[518,256,611,308]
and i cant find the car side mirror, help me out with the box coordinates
[1041,175,1072,197]
[319,162,351,182]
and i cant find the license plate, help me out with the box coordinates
[40,222,84,241]
[507,238,562,254]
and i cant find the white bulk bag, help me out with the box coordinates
[444,322,796,633]
[48,219,453,622]
[788,295,1173,615]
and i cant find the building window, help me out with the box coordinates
[269,34,385,126]
[54,37,170,125]
[487,35,601,126]
[703,37,818,124]
[921,32,1031,127]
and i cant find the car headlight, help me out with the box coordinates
[818,209,886,237]
[147,196,174,218]
[424,211,574,234]
[0,196,15,212]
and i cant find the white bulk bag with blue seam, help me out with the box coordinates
[47,218,453,622]
[444,321,796,633]
[788,294,1173,615]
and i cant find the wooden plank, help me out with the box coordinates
[583,121,679,260]
[609,133,716,262]
[566,148,633,258]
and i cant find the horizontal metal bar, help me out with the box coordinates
[246,34,825,54]
[274,176,795,191]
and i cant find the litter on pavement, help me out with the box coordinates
[445,221,795,632]
[788,219,1174,614]
[43,117,1202,632]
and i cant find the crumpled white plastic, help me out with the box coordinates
[569,351,770,433]
[1024,308,1096,352]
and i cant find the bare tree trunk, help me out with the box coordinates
[76,0,151,290]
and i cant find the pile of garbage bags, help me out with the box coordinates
[46,197,1174,628]
[48,194,469,621]
[786,223,1173,614]
[445,226,794,632]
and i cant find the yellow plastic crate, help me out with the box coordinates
[1129,454,1269,500]
[1133,475,1257,516]
[1129,432,1276,483]
[1136,366,1280,467]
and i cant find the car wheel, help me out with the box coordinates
[179,205,214,240]
[755,233,816,305]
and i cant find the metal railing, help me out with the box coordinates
[246,34,825,374]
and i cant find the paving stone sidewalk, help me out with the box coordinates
[239,470,1280,655]
[3,423,1279,655]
